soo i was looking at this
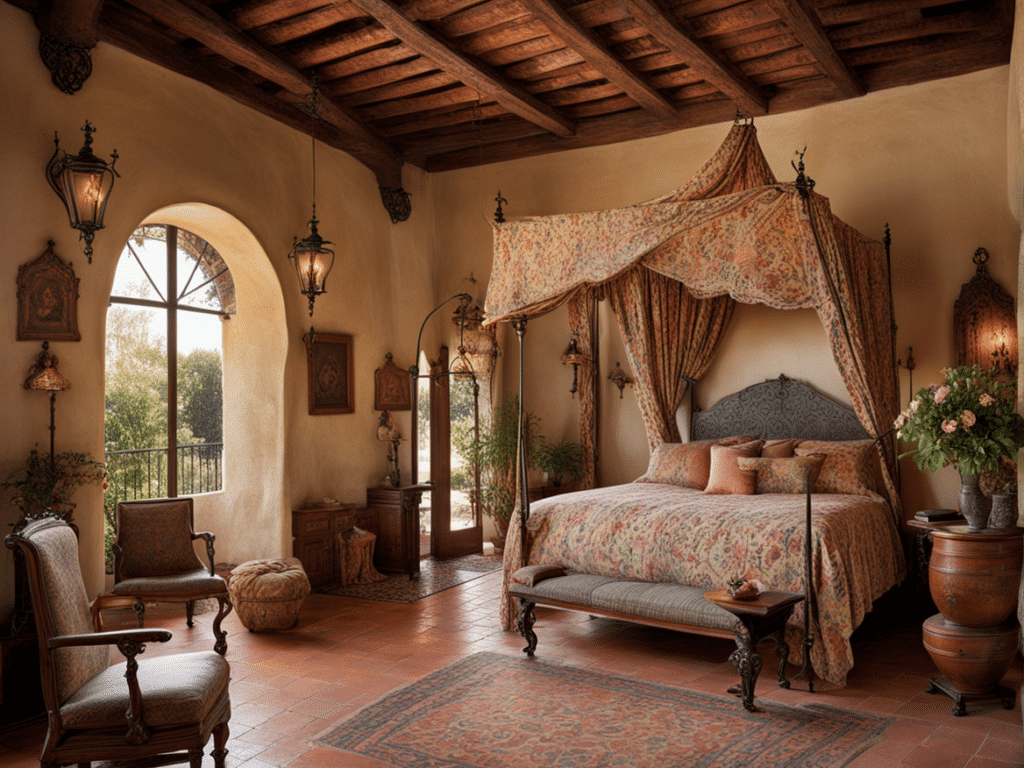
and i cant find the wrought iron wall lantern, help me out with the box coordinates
[608,361,631,398]
[289,77,335,317]
[45,121,119,264]
[561,334,588,395]
[953,247,1017,377]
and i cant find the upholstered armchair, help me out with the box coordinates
[4,514,231,768]
[112,497,232,655]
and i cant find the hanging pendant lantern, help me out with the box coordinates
[45,121,119,264]
[288,76,335,316]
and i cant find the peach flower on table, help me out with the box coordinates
[934,385,949,404]
[960,410,976,428]
[941,419,958,433]
[979,393,996,407]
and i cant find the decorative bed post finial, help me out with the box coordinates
[494,191,507,224]
[792,148,815,198]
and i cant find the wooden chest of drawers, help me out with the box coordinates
[291,503,378,586]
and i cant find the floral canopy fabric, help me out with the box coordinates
[483,124,901,518]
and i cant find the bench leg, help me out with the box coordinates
[727,623,762,713]
[516,598,537,657]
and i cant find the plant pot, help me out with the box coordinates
[988,493,1017,532]
[923,615,1019,694]
[958,470,991,532]
[490,517,510,554]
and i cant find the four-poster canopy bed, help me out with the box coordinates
[482,124,907,686]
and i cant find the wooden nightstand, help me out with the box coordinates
[292,503,378,586]
[366,484,430,578]
[704,589,805,712]
[907,512,964,593]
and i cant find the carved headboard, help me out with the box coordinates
[691,375,869,443]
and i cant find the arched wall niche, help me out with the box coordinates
[128,203,290,563]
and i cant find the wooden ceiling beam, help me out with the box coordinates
[517,0,678,122]
[763,0,864,98]
[230,0,333,29]
[348,0,576,137]
[249,4,365,46]
[116,0,403,185]
[38,0,104,47]
[621,0,768,117]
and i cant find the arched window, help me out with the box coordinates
[104,225,235,514]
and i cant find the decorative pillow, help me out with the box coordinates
[636,435,756,489]
[761,439,797,458]
[737,455,826,494]
[794,440,877,496]
[703,440,763,495]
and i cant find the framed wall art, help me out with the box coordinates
[304,331,354,414]
[17,240,80,341]
[374,352,410,411]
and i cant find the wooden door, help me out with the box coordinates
[430,346,482,559]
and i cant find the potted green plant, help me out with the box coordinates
[454,393,538,552]
[534,439,586,489]
[895,364,1024,531]
[3,447,107,523]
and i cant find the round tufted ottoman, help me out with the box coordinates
[228,557,311,632]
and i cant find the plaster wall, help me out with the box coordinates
[431,66,1019,523]
[0,2,437,621]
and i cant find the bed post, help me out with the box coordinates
[884,224,901,492]
[795,473,816,692]
[512,316,530,568]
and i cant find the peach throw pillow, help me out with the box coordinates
[636,435,755,490]
[703,441,763,495]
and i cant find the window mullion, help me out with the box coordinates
[167,226,179,498]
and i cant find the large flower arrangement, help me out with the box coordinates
[2,448,107,521]
[895,364,1024,478]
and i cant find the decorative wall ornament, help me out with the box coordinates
[608,361,631,398]
[953,247,1017,377]
[304,330,353,414]
[38,33,93,95]
[561,334,589,396]
[380,187,411,223]
[374,352,410,411]
[17,241,81,341]
[494,191,507,223]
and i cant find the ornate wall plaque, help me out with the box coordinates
[304,332,354,414]
[374,352,410,411]
[17,241,80,341]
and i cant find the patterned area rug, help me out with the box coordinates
[313,554,503,602]
[318,652,893,768]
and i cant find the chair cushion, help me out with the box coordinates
[112,569,227,597]
[60,650,230,729]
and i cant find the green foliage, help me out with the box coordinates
[179,348,223,443]
[895,364,1024,478]
[2,448,107,520]
[534,439,586,486]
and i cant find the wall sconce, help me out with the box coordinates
[494,191,508,223]
[24,341,71,470]
[953,247,1017,377]
[897,346,916,404]
[561,334,588,395]
[45,121,119,264]
[608,361,631,398]
[289,77,335,316]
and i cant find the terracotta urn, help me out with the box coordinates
[928,527,1023,627]
[923,615,1019,694]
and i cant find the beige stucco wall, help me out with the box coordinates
[0,2,437,621]
[431,65,1019,523]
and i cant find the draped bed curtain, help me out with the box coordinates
[488,124,901,628]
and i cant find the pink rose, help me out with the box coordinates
[960,410,976,427]
[941,419,958,433]
[934,386,949,404]
[980,393,995,407]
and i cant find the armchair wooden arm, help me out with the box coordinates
[193,530,217,575]
[48,628,172,649]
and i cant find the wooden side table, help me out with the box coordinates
[292,503,378,586]
[366,484,430,578]
[906,514,964,593]
[705,589,805,712]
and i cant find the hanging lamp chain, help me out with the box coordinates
[310,74,319,218]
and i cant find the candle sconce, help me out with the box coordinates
[608,362,631,399]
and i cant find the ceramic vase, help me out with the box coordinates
[959,470,991,532]
[988,492,1018,532]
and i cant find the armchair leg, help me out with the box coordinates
[212,594,232,655]
[212,719,229,768]
[188,749,203,768]
[133,600,146,627]
[186,600,195,627]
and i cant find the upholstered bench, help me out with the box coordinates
[229,557,311,632]
[509,566,804,711]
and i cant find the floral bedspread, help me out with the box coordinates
[503,483,906,685]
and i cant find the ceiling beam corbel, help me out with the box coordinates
[621,0,768,117]
[348,0,577,138]
[765,0,864,98]
[517,0,678,123]
[122,0,408,216]
[37,0,105,93]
